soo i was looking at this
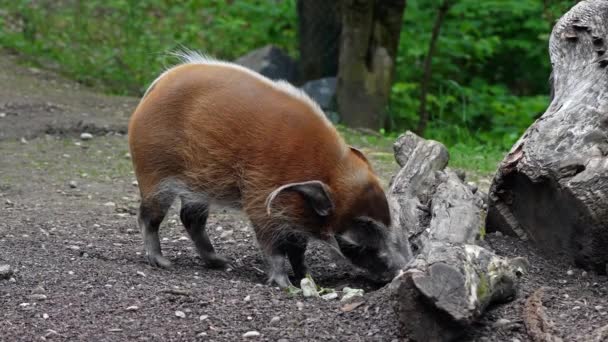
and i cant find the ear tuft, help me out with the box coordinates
[349,146,371,166]
[266,180,334,217]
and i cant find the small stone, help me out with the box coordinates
[125,306,139,311]
[296,301,304,310]
[68,181,78,189]
[199,315,209,321]
[20,137,28,144]
[19,303,31,307]
[220,230,234,239]
[242,331,260,338]
[247,316,253,320]
[0,264,13,279]
[32,286,46,294]
[136,271,146,277]
[29,294,47,301]
[104,202,116,207]
[68,271,75,275]
[582,271,588,277]
[175,310,186,318]
[132,180,138,187]
[42,313,49,319]
[270,316,280,324]
[9,277,16,283]
[341,287,364,302]
[80,132,93,140]
[244,295,251,302]
[494,231,503,237]
[567,269,574,276]
[5,199,13,206]
[596,305,604,311]
[196,332,207,337]
[321,292,338,300]
[124,152,131,159]
[573,306,581,310]
[494,318,511,328]
[0,112,5,118]
[68,245,80,251]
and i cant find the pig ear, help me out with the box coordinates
[266,180,334,217]
[340,217,387,249]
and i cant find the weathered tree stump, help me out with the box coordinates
[486,0,608,272]
[388,132,526,341]
[391,243,527,342]
[389,131,486,253]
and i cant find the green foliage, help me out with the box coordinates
[0,0,577,168]
[390,0,575,149]
[0,0,296,94]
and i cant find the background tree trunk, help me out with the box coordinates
[337,0,406,130]
[486,0,608,272]
[296,0,341,82]
[415,0,453,135]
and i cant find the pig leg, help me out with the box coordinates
[252,226,292,288]
[179,200,229,268]
[138,198,173,268]
[281,235,309,281]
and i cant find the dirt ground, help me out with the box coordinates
[1,51,607,341]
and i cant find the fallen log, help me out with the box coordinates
[388,132,526,341]
[390,242,528,341]
[486,0,608,272]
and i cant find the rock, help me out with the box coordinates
[29,294,47,301]
[296,301,304,310]
[567,269,574,276]
[301,77,337,111]
[103,202,116,207]
[68,180,78,188]
[136,271,146,277]
[125,306,139,311]
[234,45,298,84]
[220,230,234,239]
[341,287,364,302]
[300,277,319,298]
[486,0,608,272]
[494,318,512,328]
[175,310,186,318]
[42,313,49,319]
[20,137,28,144]
[0,264,13,279]
[199,315,209,321]
[321,292,338,300]
[270,316,280,324]
[242,331,261,338]
[80,132,93,140]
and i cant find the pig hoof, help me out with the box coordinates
[203,254,230,269]
[267,274,292,289]
[146,254,172,268]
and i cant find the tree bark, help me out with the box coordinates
[296,0,341,82]
[415,0,453,135]
[337,0,406,130]
[388,131,526,341]
[486,0,608,272]
[390,242,527,342]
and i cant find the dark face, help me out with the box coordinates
[335,217,407,283]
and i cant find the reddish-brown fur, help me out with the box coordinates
[126,55,405,288]
[129,62,389,244]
